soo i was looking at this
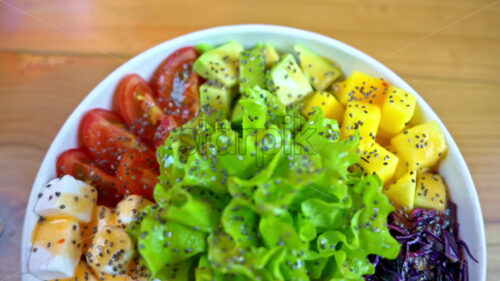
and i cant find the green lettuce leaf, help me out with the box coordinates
[132,65,401,279]
[137,217,207,276]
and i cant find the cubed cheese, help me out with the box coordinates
[81,206,115,253]
[87,226,134,276]
[35,175,97,223]
[93,259,150,281]
[126,259,150,280]
[29,217,82,280]
[92,272,129,280]
[114,195,153,229]
[53,260,98,281]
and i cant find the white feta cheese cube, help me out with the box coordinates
[53,261,98,281]
[35,175,97,223]
[114,195,152,228]
[81,205,115,253]
[29,217,82,280]
[87,226,134,276]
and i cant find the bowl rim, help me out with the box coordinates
[21,24,487,280]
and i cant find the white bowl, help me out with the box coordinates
[21,24,486,280]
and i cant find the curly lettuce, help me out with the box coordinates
[128,85,400,280]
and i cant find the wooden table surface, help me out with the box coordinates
[1,0,499,279]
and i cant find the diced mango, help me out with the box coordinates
[391,121,447,171]
[385,145,407,180]
[340,102,381,147]
[302,91,345,122]
[52,261,98,281]
[384,170,417,210]
[379,86,416,136]
[336,71,388,106]
[414,172,447,211]
[358,142,399,185]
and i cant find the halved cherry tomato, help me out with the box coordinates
[116,149,159,201]
[56,148,124,206]
[81,108,148,173]
[151,46,200,123]
[153,115,179,149]
[118,74,166,147]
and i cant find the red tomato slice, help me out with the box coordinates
[56,148,124,206]
[81,108,148,173]
[118,74,166,147]
[153,115,179,149]
[151,46,200,123]
[116,149,159,201]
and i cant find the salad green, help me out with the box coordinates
[127,43,401,280]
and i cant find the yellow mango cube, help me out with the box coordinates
[358,142,399,185]
[385,145,407,180]
[390,121,447,171]
[379,86,416,136]
[340,102,381,147]
[302,91,345,122]
[414,172,447,211]
[336,71,388,106]
[384,170,417,210]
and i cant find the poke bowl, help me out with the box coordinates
[21,24,486,281]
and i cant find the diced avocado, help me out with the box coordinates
[194,42,214,54]
[266,54,313,106]
[200,82,237,116]
[253,43,280,67]
[294,44,343,91]
[239,50,266,93]
[231,97,244,125]
[193,41,244,87]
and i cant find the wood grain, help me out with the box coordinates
[0,0,498,278]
